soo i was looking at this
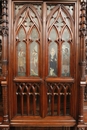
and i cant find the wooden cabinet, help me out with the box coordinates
[0,0,87,130]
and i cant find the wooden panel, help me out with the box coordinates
[11,127,71,130]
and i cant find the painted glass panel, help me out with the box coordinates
[62,28,71,41]
[17,42,26,76]
[49,28,57,41]
[49,42,57,76]
[18,27,26,41]
[61,42,70,76]
[31,28,39,41]
[30,42,39,76]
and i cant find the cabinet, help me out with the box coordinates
[0,0,87,130]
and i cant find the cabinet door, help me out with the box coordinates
[45,3,75,116]
[10,1,78,120]
[13,3,43,116]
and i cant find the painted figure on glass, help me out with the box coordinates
[49,47,57,76]
[18,45,26,74]
[30,45,38,76]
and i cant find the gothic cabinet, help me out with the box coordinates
[3,0,82,128]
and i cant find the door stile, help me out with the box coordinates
[41,2,47,118]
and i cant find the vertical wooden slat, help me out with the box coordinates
[21,94,23,115]
[57,91,60,115]
[51,92,54,116]
[27,94,29,115]
[64,91,66,116]
[33,93,36,115]
[42,2,47,118]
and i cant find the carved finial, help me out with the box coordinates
[80,0,86,37]
[1,0,8,36]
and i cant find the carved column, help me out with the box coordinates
[1,0,9,124]
[78,0,86,128]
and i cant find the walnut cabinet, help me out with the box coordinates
[0,0,87,130]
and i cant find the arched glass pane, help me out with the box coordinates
[49,27,58,41]
[17,42,26,76]
[18,27,26,41]
[62,28,70,41]
[30,42,39,76]
[61,42,70,77]
[31,27,39,41]
[49,42,57,76]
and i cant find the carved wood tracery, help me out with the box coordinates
[0,0,86,129]
[46,82,72,116]
[15,82,41,116]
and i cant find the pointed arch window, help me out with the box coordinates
[47,5,73,77]
[15,4,42,77]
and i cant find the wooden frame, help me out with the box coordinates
[0,0,87,130]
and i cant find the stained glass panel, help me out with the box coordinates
[17,42,26,76]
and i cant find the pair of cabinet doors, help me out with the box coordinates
[9,0,78,119]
